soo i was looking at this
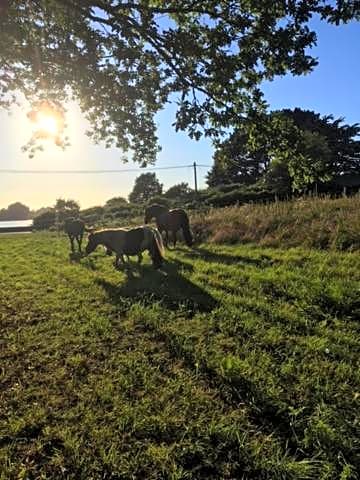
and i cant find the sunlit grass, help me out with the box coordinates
[0,233,359,479]
[192,195,360,250]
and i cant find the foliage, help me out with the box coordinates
[32,199,80,230]
[200,183,279,207]
[80,206,106,225]
[54,198,80,223]
[0,202,31,221]
[210,108,360,192]
[1,2,359,162]
[32,209,56,230]
[31,206,53,218]
[128,173,163,204]
[164,182,193,201]
[265,109,360,191]
[105,197,128,209]
[207,131,269,187]
[1,235,359,478]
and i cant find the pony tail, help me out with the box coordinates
[181,214,193,247]
[150,228,165,268]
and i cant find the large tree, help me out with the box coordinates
[54,198,80,222]
[1,1,359,162]
[207,130,269,187]
[259,109,360,191]
[164,182,192,201]
[280,108,360,177]
[128,172,163,203]
[208,108,360,191]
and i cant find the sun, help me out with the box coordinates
[36,111,59,137]
[27,101,65,143]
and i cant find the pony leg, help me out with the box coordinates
[69,235,75,252]
[77,235,82,253]
[114,254,124,269]
[137,252,143,264]
[79,233,84,252]
[173,230,177,248]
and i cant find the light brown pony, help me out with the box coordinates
[85,226,165,269]
[144,204,193,247]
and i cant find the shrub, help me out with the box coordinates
[33,210,56,230]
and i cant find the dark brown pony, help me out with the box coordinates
[144,204,193,247]
[64,218,87,253]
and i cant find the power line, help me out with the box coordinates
[0,164,211,174]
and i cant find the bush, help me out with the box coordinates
[33,210,56,230]
[147,196,171,208]
[202,184,282,208]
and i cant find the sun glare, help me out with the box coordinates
[27,101,65,144]
[36,112,59,137]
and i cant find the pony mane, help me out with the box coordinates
[147,203,169,213]
[145,226,165,267]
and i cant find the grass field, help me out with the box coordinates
[1,232,359,479]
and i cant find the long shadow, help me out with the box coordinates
[97,259,218,316]
[96,255,302,456]
[179,246,276,268]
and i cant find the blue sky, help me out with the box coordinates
[1,16,359,210]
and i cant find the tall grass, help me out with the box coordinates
[191,195,360,250]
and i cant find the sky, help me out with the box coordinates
[0,15,359,210]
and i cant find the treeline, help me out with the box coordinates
[0,202,31,221]
[32,176,197,229]
[33,197,156,230]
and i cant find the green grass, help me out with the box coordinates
[1,233,359,479]
[191,195,360,250]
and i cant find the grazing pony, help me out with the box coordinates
[85,226,165,269]
[64,218,87,253]
[144,204,193,248]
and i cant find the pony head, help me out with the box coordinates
[85,232,99,255]
[144,205,153,224]
[144,204,168,224]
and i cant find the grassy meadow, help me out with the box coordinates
[0,229,359,479]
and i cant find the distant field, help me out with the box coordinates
[1,233,359,479]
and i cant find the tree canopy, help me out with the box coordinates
[207,108,360,191]
[54,198,80,221]
[207,130,269,187]
[0,202,31,221]
[1,1,359,163]
[164,182,192,200]
[128,172,163,203]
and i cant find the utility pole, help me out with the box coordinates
[193,161,198,194]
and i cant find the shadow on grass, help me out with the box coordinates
[97,258,218,315]
[69,251,84,262]
[179,246,275,267]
